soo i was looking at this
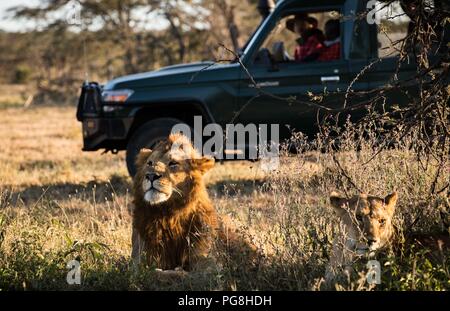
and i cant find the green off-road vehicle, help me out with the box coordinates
[76,0,448,176]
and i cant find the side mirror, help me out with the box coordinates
[254,48,279,72]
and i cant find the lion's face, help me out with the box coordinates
[330,192,398,254]
[135,134,214,206]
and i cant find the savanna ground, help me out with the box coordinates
[0,98,449,290]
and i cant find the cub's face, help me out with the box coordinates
[330,192,398,254]
[135,134,214,206]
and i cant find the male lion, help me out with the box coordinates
[326,191,398,282]
[131,133,218,271]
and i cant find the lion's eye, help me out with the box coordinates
[379,219,386,226]
[147,161,153,167]
[169,161,179,168]
[356,215,363,222]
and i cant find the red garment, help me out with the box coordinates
[294,35,323,62]
[318,42,341,62]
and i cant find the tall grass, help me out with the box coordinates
[0,106,448,290]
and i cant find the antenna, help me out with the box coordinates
[83,33,89,83]
[68,0,89,82]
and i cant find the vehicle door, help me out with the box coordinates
[236,6,349,141]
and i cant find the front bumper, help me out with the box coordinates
[77,81,133,151]
[82,117,133,151]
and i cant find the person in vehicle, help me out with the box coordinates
[318,19,341,62]
[287,14,324,62]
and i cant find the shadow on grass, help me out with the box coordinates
[208,180,267,198]
[7,174,132,206]
[0,246,325,291]
[3,242,449,290]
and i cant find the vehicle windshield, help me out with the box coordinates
[239,19,267,55]
[231,15,270,62]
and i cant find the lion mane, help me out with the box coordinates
[131,134,218,270]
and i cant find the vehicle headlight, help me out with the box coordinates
[102,89,134,103]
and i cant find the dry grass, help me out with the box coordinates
[0,85,34,109]
[0,106,448,291]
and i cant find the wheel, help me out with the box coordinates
[126,118,188,177]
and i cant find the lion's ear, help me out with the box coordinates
[135,149,152,168]
[330,192,347,211]
[191,157,215,174]
[384,192,398,215]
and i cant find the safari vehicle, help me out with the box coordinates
[76,0,446,176]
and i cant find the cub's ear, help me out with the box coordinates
[384,192,398,215]
[135,148,152,168]
[191,156,215,174]
[330,192,347,210]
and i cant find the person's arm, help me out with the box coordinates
[301,37,323,62]
[303,36,323,62]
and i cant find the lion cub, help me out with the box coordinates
[131,133,218,271]
[326,191,398,281]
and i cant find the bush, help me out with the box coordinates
[14,65,32,84]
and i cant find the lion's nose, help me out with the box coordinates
[145,173,162,182]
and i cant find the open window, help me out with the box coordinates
[375,1,411,58]
[253,10,342,65]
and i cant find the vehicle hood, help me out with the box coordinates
[104,61,217,90]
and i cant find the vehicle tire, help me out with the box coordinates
[126,118,190,177]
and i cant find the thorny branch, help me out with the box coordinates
[194,1,448,230]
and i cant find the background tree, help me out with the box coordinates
[3,0,261,103]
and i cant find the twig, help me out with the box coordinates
[332,154,363,194]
